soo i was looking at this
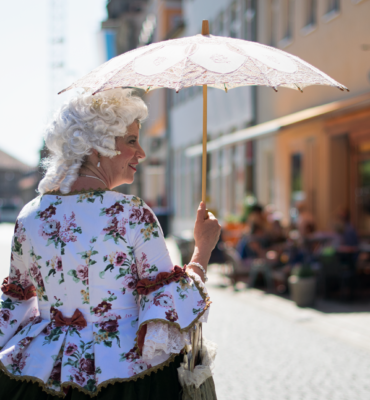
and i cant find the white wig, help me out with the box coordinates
[38,88,148,195]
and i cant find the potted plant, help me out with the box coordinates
[288,264,316,307]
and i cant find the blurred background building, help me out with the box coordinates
[0,150,32,222]
[2,0,369,238]
[110,0,368,237]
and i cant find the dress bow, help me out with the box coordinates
[1,277,36,300]
[54,308,87,329]
[136,265,186,295]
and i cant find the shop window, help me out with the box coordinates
[330,135,349,227]
[357,147,370,234]
[266,152,274,204]
[290,153,304,222]
[245,140,255,195]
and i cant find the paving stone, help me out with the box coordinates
[203,272,370,400]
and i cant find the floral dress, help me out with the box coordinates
[0,190,210,398]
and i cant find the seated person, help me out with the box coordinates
[236,223,271,260]
[333,206,359,252]
[296,201,316,239]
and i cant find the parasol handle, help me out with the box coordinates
[201,20,209,205]
[202,85,207,204]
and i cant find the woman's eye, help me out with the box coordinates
[129,140,136,144]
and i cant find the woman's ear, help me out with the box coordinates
[91,148,99,156]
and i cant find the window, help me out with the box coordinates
[266,152,274,203]
[281,0,294,41]
[245,141,255,195]
[290,153,304,222]
[217,11,224,36]
[305,0,317,27]
[244,0,257,41]
[267,0,277,46]
[229,2,239,38]
[327,0,340,13]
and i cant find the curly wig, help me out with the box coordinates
[38,88,148,195]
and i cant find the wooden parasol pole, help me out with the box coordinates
[201,20,209,204]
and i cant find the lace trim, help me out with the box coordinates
[43,188,122,196]
[143,323,190,360]
[135,270,211,353]
[0,352,178,398]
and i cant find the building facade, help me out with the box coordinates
[100,0,370,237]
[170,0,257,234]
[254,0,370,232]
[138,0,183,236]
[0,149,32,222]
[180,0,370,235]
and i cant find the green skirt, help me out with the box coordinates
[0,354,183,400]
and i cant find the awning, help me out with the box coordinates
[185,91,370,157]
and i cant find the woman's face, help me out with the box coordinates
[108,121,146,187]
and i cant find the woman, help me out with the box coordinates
[0,89,221,399]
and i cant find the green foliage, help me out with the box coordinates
[291,264,314,278]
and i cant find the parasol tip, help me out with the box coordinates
[202,20,209,36]
[338,86,349,92]
[272,86,278,92]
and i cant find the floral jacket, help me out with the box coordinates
[0,190,210,397]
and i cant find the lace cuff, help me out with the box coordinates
[141,308,209,361]
[142,322,189,361]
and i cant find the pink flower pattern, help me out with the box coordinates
[76,265,89,285]
[121,275,138,291]
[37,200,82,255]
[12,220,26,255]
[114,252,127,266]
[6,351,30,375]
[0,193,208,396]
[128,360,152,376]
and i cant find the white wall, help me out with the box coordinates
[171,86,253,149]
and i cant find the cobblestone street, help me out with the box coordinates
[204,270,370,400]
[0,226,369,399]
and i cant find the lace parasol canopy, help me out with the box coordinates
[59,33,348,95]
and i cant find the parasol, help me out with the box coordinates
[59,20,348,204]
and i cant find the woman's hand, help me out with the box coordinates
[189,202,221,281]
[194,202,221,254]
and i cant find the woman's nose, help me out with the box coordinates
[137,144,146,159]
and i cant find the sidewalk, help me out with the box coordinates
[210,273,370,354]
[165,237,370,354]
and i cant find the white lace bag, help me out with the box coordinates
[177,323,218,400]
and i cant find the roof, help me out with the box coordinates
[185,91,370,157]
[0,149,32,172]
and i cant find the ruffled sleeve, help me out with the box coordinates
[127,198,210,357]
[0,220,39,348]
